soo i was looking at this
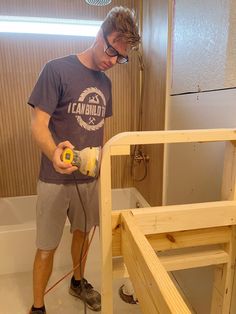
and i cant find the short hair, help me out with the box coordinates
[101,6,141,48]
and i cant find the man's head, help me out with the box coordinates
[101,6,140,48]
[91,6,140,71]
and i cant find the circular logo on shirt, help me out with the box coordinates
[67,87,106,131]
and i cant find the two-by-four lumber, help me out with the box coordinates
[113,225,231,279]
[146,226,231,251]
[211,141,236,314]
[100,131,236,314]
[99,144,113,314]
[112,209,231,256]
[106,129,236,148]
[210,227,236,314]
[131,200,236,235]
[159,248,229,271]
[113,247,229,279]
[121,211,191,314]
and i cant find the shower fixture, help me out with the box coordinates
[131,145,149,181]
[85,0,112,6]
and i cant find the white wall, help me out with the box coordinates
[164,1,236,313]
[165,89,236,205]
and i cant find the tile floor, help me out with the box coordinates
[0,267,141,314]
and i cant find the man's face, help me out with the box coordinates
[93,30,130,71]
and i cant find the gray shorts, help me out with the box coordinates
[36,180,99,250]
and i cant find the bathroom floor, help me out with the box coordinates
[0,267,142,314]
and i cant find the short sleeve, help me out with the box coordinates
[28,62,61,115]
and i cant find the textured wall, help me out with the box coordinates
[0,0,140,196]
[171,0,231,94]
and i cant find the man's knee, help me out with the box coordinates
[36,248,57,261]
[73,229,89,239]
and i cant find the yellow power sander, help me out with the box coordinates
[61,146,101,177]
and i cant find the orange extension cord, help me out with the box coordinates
[45,225,97,295]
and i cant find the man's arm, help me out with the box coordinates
[31,107,77,174]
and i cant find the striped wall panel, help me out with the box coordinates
[0,0,140,196]
[0,0,135,20]
[133,0,168,206]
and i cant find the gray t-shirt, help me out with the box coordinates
[28,55,112,184]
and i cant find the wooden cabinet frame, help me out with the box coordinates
[99,129,236,314]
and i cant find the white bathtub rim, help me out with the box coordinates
[0,187,150,232]
[0,187,150,275]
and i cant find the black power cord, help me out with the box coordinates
[72,172,88,314]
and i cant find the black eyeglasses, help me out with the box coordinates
[103,31,129,64]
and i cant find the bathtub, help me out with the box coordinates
[0,187,150,275]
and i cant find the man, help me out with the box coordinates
[28,6,140,314]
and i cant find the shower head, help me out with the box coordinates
[85,0,112,6]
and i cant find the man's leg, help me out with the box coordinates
[31,181,69,313]
[69,229,101,312]
[68,181,101,311]
[33,248,56,308]
[71,229,89,279]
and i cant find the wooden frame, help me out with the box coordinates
[99,129,236,314]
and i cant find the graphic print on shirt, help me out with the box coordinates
[67,87,106,131]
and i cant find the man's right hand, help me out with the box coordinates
[52,141,78,174]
